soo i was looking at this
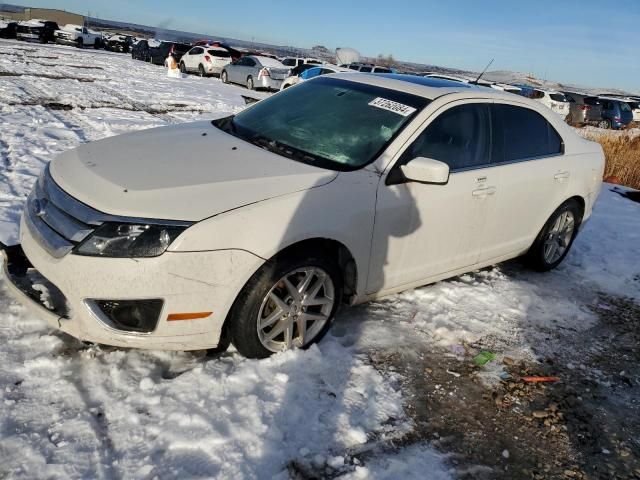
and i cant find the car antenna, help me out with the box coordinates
[474,58,494,84]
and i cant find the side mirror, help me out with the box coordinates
[400,157,450,185]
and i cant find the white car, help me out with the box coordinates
[54,24,101,48]
[3,75,604,358]
[280,64,351,90]
[180,45,232,77]
[529,88,571,118]
[490,83,522,95]
[280,57,322,68]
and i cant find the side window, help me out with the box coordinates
[401,104,491,171]
[301,68,322,80]
[531,90,545,99]
[491,104,562,163]
[245,58,256,67]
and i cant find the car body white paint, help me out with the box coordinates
[181,45,231,75]
[5,74,605,351]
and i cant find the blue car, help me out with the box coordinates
[598,98,633,129]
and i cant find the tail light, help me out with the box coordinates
[578,105,591,111]
[204,55,211,62]
[258,68,270,78]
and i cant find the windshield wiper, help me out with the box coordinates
[249,135,321,164]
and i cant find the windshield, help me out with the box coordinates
[214,77,428,171]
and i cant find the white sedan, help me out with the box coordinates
[3,74,604,358]
[180,45,232,77]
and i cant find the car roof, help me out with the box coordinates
[249,55,286,67]
[328,72,491,99]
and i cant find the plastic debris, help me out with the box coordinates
[521,376,560,383]
[472,351,496,366]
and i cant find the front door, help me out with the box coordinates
[367,102,496,294]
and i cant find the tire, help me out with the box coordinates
[598,119,611,129]
[221,70,228,84]
[76,38,83,48]
[93,40,100,49]
[179,62,186,74]
[526,199,583,272]
[198,64,206,77]
[246,76,254,90]
[227,252,343,359]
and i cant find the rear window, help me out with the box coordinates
[492,104,563,162]
[550,93,568,102]
[208,49,230,58]
[620,102,632,112]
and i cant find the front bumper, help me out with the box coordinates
[2,217,263,350]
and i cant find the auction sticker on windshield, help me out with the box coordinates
[368,97,417,117]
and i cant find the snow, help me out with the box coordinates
[0,38,639,478]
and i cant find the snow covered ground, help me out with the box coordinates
[0,39,638,479]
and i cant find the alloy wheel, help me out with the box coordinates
[543,210,575,264]
[257,267,335,352]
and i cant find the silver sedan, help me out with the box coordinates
[221,55,290,91]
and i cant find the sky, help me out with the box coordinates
[7,0,640,92]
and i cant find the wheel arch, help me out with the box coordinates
[270,237,358,302]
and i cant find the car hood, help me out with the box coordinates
[50,120,337,221]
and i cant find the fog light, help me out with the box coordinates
[92,299,163,333]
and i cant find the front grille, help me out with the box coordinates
[25,166,102,258]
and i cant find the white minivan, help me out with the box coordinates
[2,74,604,358]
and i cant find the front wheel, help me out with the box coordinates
[227,253,343,358]
[179,62,186,73]
[76,38,83,48]
[526,199,582,272]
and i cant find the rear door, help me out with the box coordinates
[479,102,569,261]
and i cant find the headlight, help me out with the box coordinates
[75,223,187,258]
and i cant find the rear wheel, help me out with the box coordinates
[598,119,611,129]
[526,199,582,272]
[246,76,254,90]
[228,252,343,359]
[198,64,206,77]
[221,70,228,83]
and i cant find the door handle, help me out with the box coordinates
[554,171,570,180]
[472,186,497,197]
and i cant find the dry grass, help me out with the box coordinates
[584,132,640,189]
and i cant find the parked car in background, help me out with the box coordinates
[524,88,571,118]
[625,99,640,124]
[562,92,604,127]
[281,57,322,67]
[3,74,604,358]
[0,20,17,39]
[598,97,634,129]
[148,41,191,66]
[16,19,59,43]
[221,55,289,90]
[131,39,150,61]
[54,24,101,48]
[180,45,232,76]
[280,64,351,90]
[104,34,134,53]
[346,63,393,73]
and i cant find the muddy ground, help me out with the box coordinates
[367,294,640,480]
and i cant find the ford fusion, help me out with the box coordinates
[2,74,605,358]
